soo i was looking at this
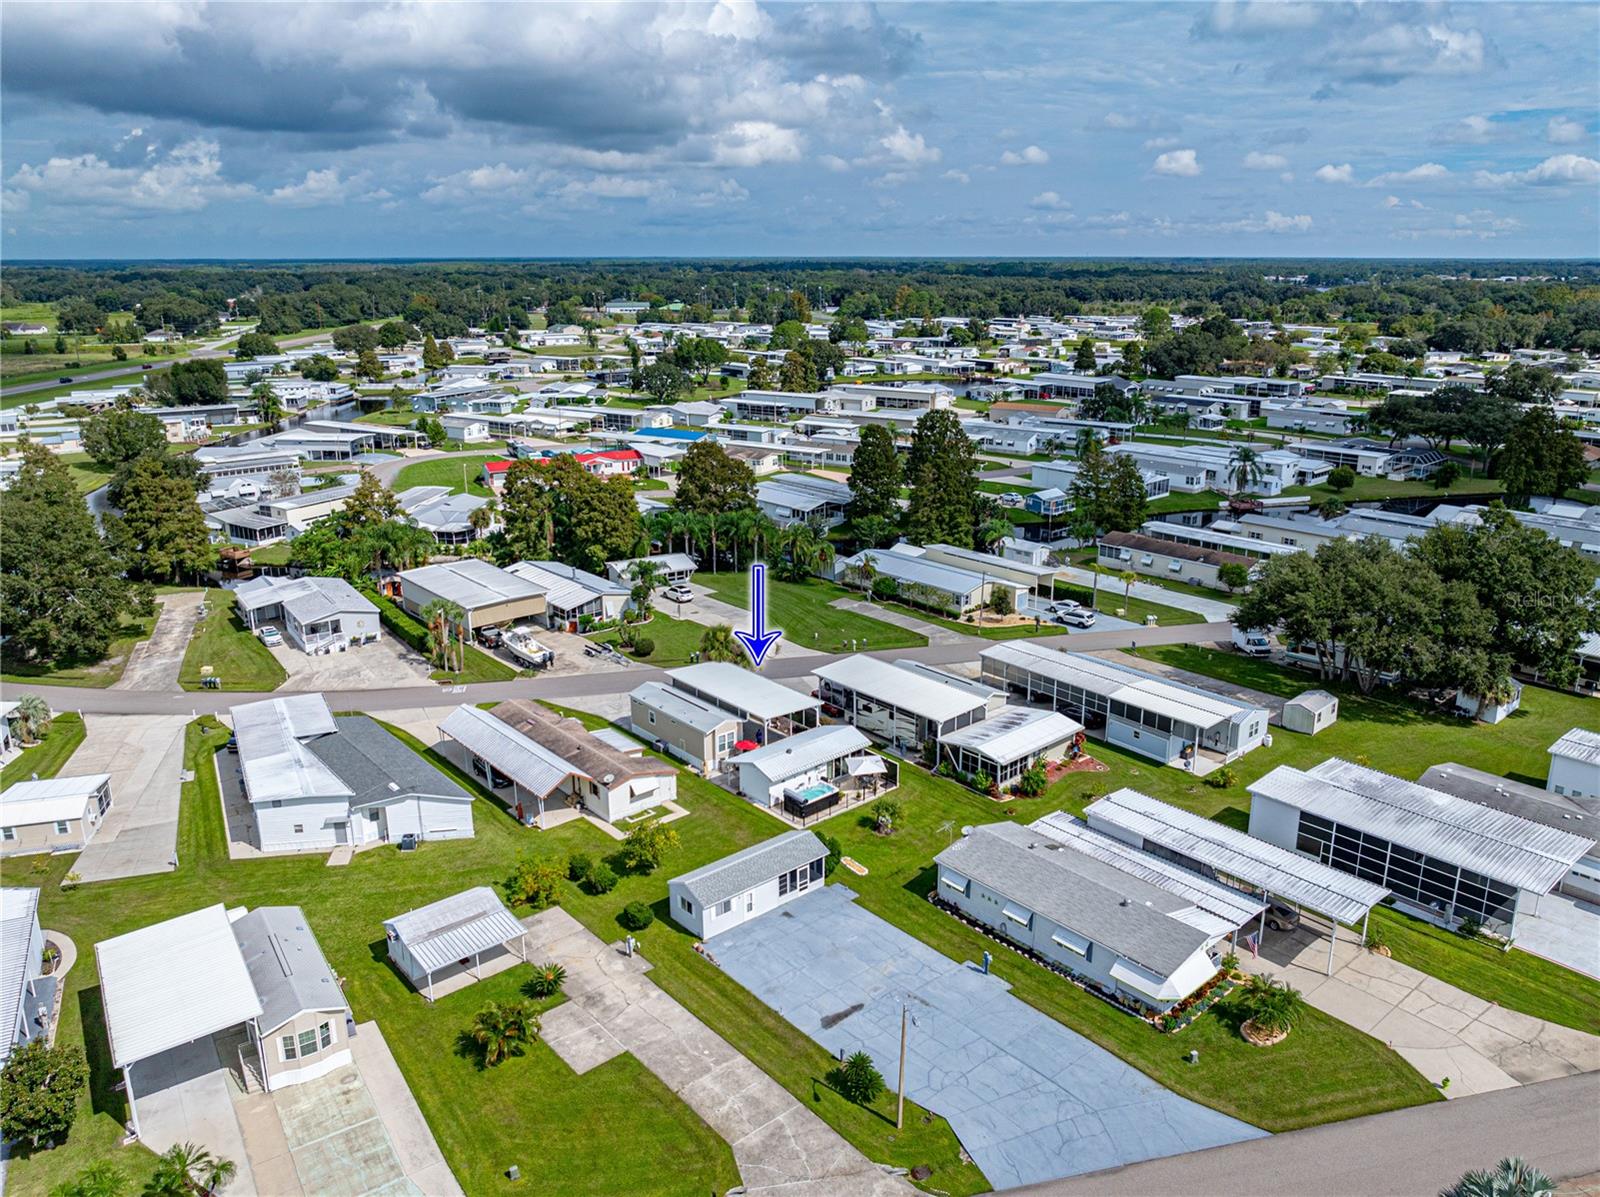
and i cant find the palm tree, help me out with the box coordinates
[1119,568,1137,612]
[250,381,284,433]
[748,509,779,567]
[420,598,466,673]
[629,559,663,619]
[698,623,744,665]
[469,1000,539,1066]
[467,500,497,542]
[1441,1158,1555,1197]
[144,1142,236,1196]
[975,516,1012,553]
[1074,428,1103,459]
[1228,444,1266,495]
[14,693,51,743]
[777,521,833,582]
[723,508,754,574]
[1237,973,1306,1042]
[1086,562,1105,612]
[53,1161,129,1197]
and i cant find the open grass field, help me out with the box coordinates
[0,712,86,787]
[355,408,425,428]
[0,608,160,689]
[392,454,503,496]
[1054,580,1207,627]
[1283,473,1502,505]
[698,571,927,651]
[589,610,709,666]
[177,589,288,692]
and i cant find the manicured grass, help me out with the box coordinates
[698,572,927,652]
[243,542,293,566]
[808,766,1441,1132]
[355,408,424,427]
[1,608,160,689]
[1146,489,1229,515]
[1283,475,1502,505]
[52,453,118,496]
[1054,581,1206,627]
[590,611,709,666]
[0,712,86,787]
[177,589,288,692]
[880,601,1070,641]
[976,480,1040,496]
[392,453,505,496]
[8,719,744,1197]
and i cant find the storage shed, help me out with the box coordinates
[668,830,828,940]
[1282,690,1337,736]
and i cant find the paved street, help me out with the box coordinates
[1020,1071,1600,1197]
[31,620,1237,716]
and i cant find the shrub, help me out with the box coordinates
[1433,460,1462,488]
[870,575,899,601]
[818,832,844,876]
[631,637,655,658]
[1016,761,1049,798]
[620,901,654,931]
[988,587,1013,617]
[506,854,564,911]
[1327,465,1356,491]
[831,1050,886,1106]
[0,1041,88,1146]
[1365,922,1391,952]
[870,797,903,834]
[567,853,593,883]
[1221,952,1240,973]
[1204,766,1240,789]
[1238,973,1305,1037]
[526,962,567,999]
[620,820,679,873]
[469,1000,539,1066]
[584,862,618,894]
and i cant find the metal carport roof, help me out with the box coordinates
[384,887,527,976]
[438,704,580,798]
[1084,788,1387,925]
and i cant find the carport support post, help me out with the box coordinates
[1326,920,1338,976]
[1361,909,1370,947]
[122,1065,141,1140]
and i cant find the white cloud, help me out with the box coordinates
[1435,114,1496,144]
[942,169,971,184]
[1314,162,1355,184]
[420,162,538,203]
[1000,145,1049,166]
[1242,151,1288,170]
[1546,116,1587,145]
[819,154,851,173]
[1384,194,1401,208]
[267,167,372,207]
[1261,210,1312,232]
[556,176,662,201]
[1143,137,1180,150]
[1029,191,1069,210]
[1393,208,1523,240]
[879,123,941,166]
[1103,112,1139,129]
[1474,154,1600,188]
[709,121,803,167]
[5,138,252,213]
[1152,148,1200,177]
[1369,162,1450,186]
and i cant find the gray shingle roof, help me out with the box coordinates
[304,716,473,810]
[935,821,1211,976]
[672,830,828,907]
[230,906,348,1033]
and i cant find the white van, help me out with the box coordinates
[1231,626,1271,656]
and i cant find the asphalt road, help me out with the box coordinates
[1015,1071,1600,1197]
[26,621,1235,716]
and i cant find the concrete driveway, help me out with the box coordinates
[1508,893,1600,979]
[65,714,190,883]
[1242,917,1600,1097]
[127,1033,258,1194]
[270,633,433,691]
[114,590,205,691]
[711,885,1265,1190]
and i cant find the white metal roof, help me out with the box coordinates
[438,704,580,798]
[1084,788,1387,925]
[847,550,991,600]
[506,560,625,610]
[384,887,526,976]
[235,574,375,623]
[814,655,990,723]
[980,642,1263,730]
[0,774,110,827]
[95,904,263,1068]
[0,888,40,1067]
[729,725,872,785]
[671,830,828,907]
[666,663,820,722]
[232,695,350,805]
[630,681,741,734]
[940,707,1083,766]
[1550,728,1600,767]
[609,553,698,577]
[1030,811,1266,934]
[399,559,544,610]
[1250,759,1597,894]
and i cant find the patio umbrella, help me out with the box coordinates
[734,739,760,752]
[846,755,887,777]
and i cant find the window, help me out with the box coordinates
[809,858,824,881]
[679,896,694,915]
[298,1028,320,1058]
[715,899,733,916]
[281,1034,297,1061]
[648,712,656,725]
[1,827,14,842]
[293,824,304,834]
[54,821,70,835]
[320,1022,333,1049]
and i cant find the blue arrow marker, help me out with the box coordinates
[733,562,784,668]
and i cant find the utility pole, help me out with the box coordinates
[896,1004,908,1130]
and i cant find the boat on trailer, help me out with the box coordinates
[504,626,555,669]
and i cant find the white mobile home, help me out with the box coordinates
[668,830,829,940]
[1,888,51,1067]
[233,575,380,652]
[0,775,113,857]
[728,724,873,807]
[815,655,993,752]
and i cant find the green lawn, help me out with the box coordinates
[392,454,505,496]
[356,408,423,428]
[1054,581,1207,627]
[976,480,1040,496]
[243,542,293,566]
[1,608,160,689]
[0,712,86,787]
[177,589,288,692]
[1146,489,1230,516]
[590,611,709,666]
[1283,474,1502,505]
[697,573,927,652]
[809,765,1441,1132]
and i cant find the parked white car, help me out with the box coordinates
[1056,608,1096,628]
[662,584,694,604]
[257,626,284,647]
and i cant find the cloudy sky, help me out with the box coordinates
[2,1,1596,259]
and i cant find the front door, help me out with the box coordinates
[333,821,349,845]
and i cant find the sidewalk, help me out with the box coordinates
[830,597,970,645]
[524,907,912,1196]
